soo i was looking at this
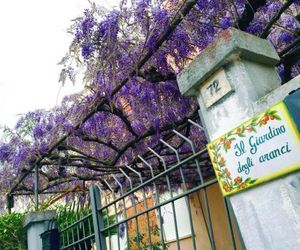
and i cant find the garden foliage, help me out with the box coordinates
[0,212,27,250]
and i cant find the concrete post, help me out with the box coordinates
[23,210,56,250]
[177,28,300,249]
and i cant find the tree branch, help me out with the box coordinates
[237,0,267,31]
[80,135,120,152]
[260,0,295,38]
[279,37,300,57]
[98,101,138,137]
[137,66,176,83]
[280,45,300,82]
[114,109,199,166]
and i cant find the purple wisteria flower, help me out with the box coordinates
[0,145,11,160]
[82,43,94,59]
[0,0,299,204]
[220,17,232,29]
[119,223,126,239]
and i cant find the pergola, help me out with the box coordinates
[4,0,300,212]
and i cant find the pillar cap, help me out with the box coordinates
[23,210,56,228]
[177,28,280,96]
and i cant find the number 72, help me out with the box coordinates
[206,79,221,96]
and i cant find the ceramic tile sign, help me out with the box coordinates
[207,101,300,196]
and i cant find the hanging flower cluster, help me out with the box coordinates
[0,0,299,212]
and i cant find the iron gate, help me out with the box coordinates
[59,122,243,250]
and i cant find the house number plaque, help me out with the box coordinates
[200,68,233,108]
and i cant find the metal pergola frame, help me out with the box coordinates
[6,0,300,213]
[7,0,200,212]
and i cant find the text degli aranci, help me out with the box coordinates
[234,124,292,175]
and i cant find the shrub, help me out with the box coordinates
[0,212,27,250]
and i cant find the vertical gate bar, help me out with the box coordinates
[195,187,216,249]
[156,201,166,250]
[172,129,204,184]
[67,230,70,248]
[123,199,131,250]
[62,231,65,248]
[197,189,218,246]
[160,138,197,250]
[88,216,92,236]
[148,147,181,250]
[126,165,153,248]
[106,207,112,249]
[81,220,88,249]
[88,216,93,246]
[185,194,197,250]
[112,174,131,250]
[138,155,166,250]
[114,199,121,250]
[71,227,75,248]
[78,233,82,250]
[90,184,107,250]
[180,170,197,250]
[76,224,80,248]
[223,197,237,250]
[185,120,206,186]
[119,168,142,250]
[172,128,210,250]
[34,164,39,211]
[194,155,216,248]
[183,121,217,250]
[131,193,141,250]
[97,185,112,249]
[124,211,130,250]
[169,187,180,249]
[194,159,204,184]
[81,221,85,238]
[103,180,121,250]
[203,188,216,250]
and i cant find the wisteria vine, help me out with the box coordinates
[0,0,299,212]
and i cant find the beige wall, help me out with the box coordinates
[189,182,242,250]
[167,182,243,249]
[167,235,193,250]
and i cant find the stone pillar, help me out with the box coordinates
[177,28,300,249]
[23,210,56,250]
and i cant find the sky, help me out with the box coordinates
[0,0,118,128]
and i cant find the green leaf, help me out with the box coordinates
[222,181,227,186]
[274,114,281,120]
[269,110,277,115]
[245,177,251,183]
[219,163,225,168]
[251,117,258,125]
